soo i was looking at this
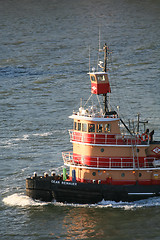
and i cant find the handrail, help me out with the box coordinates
[62,152,156,169]
[69,130,144,146]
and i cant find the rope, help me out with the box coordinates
[96,94,103,112]
[84,93,93,107]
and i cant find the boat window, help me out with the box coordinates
[74,122,77,130]
[104,123,111,133]
[97,124,103,133]
[78,122,81,131]
[97,75,105,82]
[88,123,95,132]
[82,123,87,132]
[91,76,95,82]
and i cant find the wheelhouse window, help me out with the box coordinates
[97,75,105,82]
[88,123,95,132]
[74,121,77,130]
[78,122,81,131]
[91,76,95,82]
[104,123,111,133]
[82,123,87,132]
[97,124,103,133]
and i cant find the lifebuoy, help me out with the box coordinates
[141,133,148,142]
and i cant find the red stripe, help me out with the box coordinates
[73,177,160,185]
[71,132,141,145]
[73,153,153,168]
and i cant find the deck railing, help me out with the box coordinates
[62,152,156,169]
[69,130,144,146]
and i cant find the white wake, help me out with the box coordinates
[3,193,47,207]
[3,193,160,210]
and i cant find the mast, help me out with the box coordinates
[89,43,112,115]
[103,43,107,72]
[103,43,108,115]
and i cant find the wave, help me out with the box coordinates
[3,193,48,207]
[53,197,160,210]
[0,135,29,148]
[96,198,160,210]
[3,193,160,210]
[32,132,53,137]
[0,131,55,148]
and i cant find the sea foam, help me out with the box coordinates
[3,193,160,210]
[3,193,47,207]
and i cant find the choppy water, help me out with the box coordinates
[0,0,160,239]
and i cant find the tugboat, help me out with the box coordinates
[26,44,160,204]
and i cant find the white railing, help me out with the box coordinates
[69,130,145,146]
[62,152,156,169]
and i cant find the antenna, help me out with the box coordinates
[103,43,108,72]
[89,46,91,72]
[80,98,82,107]
[98,25,103,51]
[99,26,101,51]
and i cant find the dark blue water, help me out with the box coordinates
[1,0,160,239]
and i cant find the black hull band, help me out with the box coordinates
[26,177,160,204]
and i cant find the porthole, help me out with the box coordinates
[101,148,104,152]
[121,173,125,177]
[92,172,96,176]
